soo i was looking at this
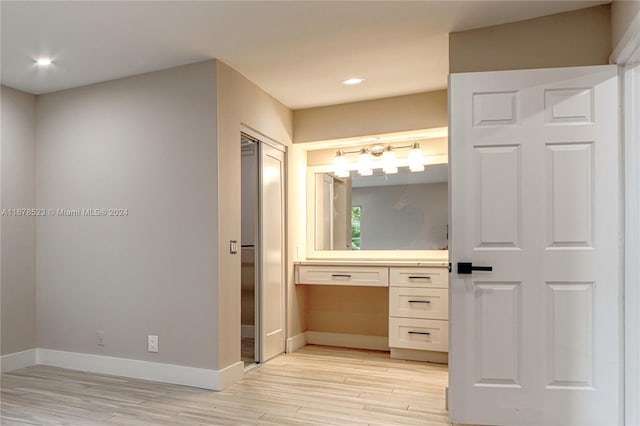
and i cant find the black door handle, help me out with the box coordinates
[457,262,493,274]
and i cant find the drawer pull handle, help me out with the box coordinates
[408,276,431,280]
[331,274,352,278]
[408,300,431,304]
[408,331,431,335]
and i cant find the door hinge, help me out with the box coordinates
[448,262,452,273]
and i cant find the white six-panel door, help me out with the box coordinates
[449,65,620,426]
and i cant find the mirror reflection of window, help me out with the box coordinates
[351,206,361,250]
[314,163,448,251]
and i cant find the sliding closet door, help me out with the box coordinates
[258,142,286,362]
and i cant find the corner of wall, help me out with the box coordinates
[1,85,37,357]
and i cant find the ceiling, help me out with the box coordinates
[1,1,609,109]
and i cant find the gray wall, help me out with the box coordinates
[35,61,220,369]
[1,86,37,355]
[351,182,448,250]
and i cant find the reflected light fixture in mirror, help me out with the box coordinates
[382,146,398,174]
[409,142,425,172]
[357,148,373,176]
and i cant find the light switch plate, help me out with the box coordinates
[230,240,238,254]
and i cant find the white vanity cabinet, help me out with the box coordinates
[388,267,449,363]
[294,262,449,363]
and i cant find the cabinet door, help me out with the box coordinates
[389,267,448,288]
[389,287,448,320]
[297,265,389,287]
[389,317,448,352]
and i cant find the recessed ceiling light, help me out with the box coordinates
[35,58,52,66]
[342,78,365,86]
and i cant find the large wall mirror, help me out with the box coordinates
[307,160,448,258]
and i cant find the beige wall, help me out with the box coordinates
[294,91,447,143]
[35,62,220,369]
[306,286,388,336]
[214,61,302,368]
[1,86,37,355]
[288,144,308,338]
[449,5,611,73]
[612,0,640,51]
[293,91,448,339]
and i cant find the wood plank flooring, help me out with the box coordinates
[0,345,450,425]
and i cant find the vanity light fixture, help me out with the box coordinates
[408,142,425,172]
[332,141,426,177]
[357,148,373,176]
[333,151,350,178]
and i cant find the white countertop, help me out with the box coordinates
[294,260,448,267]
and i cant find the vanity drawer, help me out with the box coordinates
[389,287,448,320]
[388,317,448,352]
[296,265,388,287]
[389,267,448,288]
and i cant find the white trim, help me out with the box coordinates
[610,10,640,65]
[241,325,255,339]
[36,349,243,391]
[241,125,287,153]
[217,360,244,390]
[623,64,640,426]
[285,331,307,353]
[306,331,389,351]
[0,349,37,372]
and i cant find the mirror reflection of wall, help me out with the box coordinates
[314,163,448,251]
[314,174,351,250]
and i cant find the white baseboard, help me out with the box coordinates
[306,331,389,352]
[286,331,307,353]
[36,349,243,391]
[0,349,37,372]
[241,325,255,339]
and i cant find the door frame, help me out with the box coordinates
[611,18,640,425]
[240,125,288,363]
[620,64,640,426]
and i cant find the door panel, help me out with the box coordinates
[474,145,522,248]
[259,143,286,362]
[449,65,620,426]
[474,281,522,388]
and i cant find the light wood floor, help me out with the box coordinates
[0,345,450,425]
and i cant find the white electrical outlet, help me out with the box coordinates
[96,331,105,346]
[148,335,158,353]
